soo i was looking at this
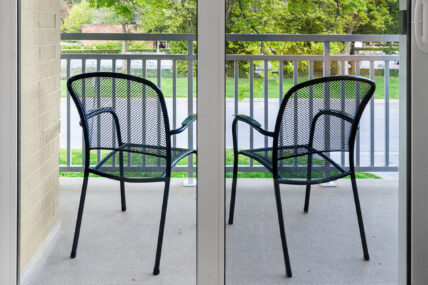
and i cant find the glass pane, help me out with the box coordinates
[225,1,400,283]
[20,1,197,284]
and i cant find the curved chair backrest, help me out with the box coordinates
[67,72,171,152]
[274,75,376,162]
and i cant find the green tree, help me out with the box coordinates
[62,1,94,33]
[88,0,141,60]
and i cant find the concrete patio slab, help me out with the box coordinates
[26,178,397,285]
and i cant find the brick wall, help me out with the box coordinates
[20,0,61,270]
[81,24,137,46]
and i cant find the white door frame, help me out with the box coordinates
[398,0,409,284]
[197,0,225,284]
[0,0,18,284]
[410,0,428,282]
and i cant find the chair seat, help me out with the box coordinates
[88,144,194,182]
[240,146,350,185]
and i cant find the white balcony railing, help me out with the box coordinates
[60,33,400,176]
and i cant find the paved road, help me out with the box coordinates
[60,98,398,166]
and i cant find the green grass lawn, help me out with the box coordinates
[61,76,399,100]
[59,149,380,179]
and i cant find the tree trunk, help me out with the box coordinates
[121,23,127,72]
[343,22,356,75]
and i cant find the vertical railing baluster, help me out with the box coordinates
[278,61,284,168]
[66,59,71,167]
[384,60,390,166]
[96,59,101,164]
[157,59,162,168]
[340,61,345,167]
[112,59,117,167]
[249,60,254,167]
[234,60,239,166]
[172,60,177,149]
[264,60,269,151]
[308,60,314,174]
[355,60,361,167]
[127,58,131,167]
[82,59,86,167]
[323,42,331,176]
[187,40,194,178]
[293,61,298,167]
[142,59,147,167]
[370,61,375,166]
[279,61,283,103]
[234,60,239,115]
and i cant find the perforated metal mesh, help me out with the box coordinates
[68,73,192,180]
[242,77,375,183]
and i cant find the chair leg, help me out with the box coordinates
[120,180,126,212]
[153,179,171,276]
[228,151,239,225]
[304,155,313,213]
[119,151,126,211]
[350,172,370,260]
[70,170,89,258]
[273,180,292,277]
[304,184,311,213]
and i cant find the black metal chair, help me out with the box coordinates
[228,75,376,277]
[67,72,196,275]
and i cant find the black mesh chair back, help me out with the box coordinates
[228,75,376,277]
[68,72,179,179]
[273,76,375,180]
[69,72,170,156]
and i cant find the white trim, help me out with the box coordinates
[410,0,428,282]
[398,1,408,283]
[20,223,61,285]
[0,0,18,284]
[197,0,225,284]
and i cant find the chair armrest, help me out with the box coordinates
[170,114,197,135]
[86,107,116,120]
[234,114,274,137]
[319,110,354,123]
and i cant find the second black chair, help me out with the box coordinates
[228,75,376,277]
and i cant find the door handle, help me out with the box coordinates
[415,0,428,52]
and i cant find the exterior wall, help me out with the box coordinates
[20,0,61,270]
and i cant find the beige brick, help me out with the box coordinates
[20,0,60,271]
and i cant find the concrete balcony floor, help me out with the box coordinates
[27,178,397,285]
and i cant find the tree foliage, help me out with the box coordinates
[62,1,94,33]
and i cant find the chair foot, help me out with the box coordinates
[153,268,160,275]
[303,184,311,213]
[364,253,370,261]
[70,252,76,259]
[120,180,126,212]
[286,269,292,278]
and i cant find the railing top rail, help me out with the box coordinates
[61,33,400,42]
[61,53,195,60]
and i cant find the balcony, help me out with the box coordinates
[23,33,401,284]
